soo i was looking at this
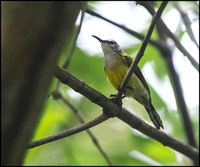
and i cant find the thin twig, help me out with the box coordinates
[51,91,113,166]
[53,65,121,117]
[137,1,199,72]
[173,1,199,48]
[55,3,87,91]
[138,0,197,147]
[138,2,198,165]
[62,3,87,69]
[165,54,197,149]
[86,8,162,49]
[52,65,199,164]
[114,1,168,102]
[50,4,113,162]
[28,113,109,148]
[118,107,199,164]
[87,4,199,72]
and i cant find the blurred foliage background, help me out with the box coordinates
[24,1,199,166]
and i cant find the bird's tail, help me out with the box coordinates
[145,104,164,130]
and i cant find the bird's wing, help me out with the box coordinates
[122,53,150,94]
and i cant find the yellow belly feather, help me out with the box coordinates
[105,61,150,108]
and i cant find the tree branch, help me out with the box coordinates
[50,65,199,164]
[118,108,199,163]
[138,0,197,149]
[86,3,199,72]
[137,1,199,72]
[85,8,162,49]
[114,1,168,102]
[62,3,87,69]
[165,54,197,149]
[55,3,87,91]
[28,113,109,148]
[51,91,113,166]
[137,2,198,165]
[172,1,199,48]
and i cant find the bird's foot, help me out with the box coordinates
[109,94,123,106]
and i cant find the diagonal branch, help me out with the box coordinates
[62,3,87,70]
[87,3,199,72]
[50,65,199,164]
[173,1,199,48]
[138,0,198,152]
[86,8,161,49]
[51,91,113,166]
[137,1,199,72]
[28,113,110,148]
[114,1,168,102]
[54,3,87,91]
[118,108,199,164]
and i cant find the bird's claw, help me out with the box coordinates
[110,94,116,98]
[110,96,123,106]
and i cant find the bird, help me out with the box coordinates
[92,35,164,130]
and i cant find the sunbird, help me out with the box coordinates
[92,35,163,130]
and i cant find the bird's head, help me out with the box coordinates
[92,35,122,55]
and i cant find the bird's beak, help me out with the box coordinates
[92,35,104,43]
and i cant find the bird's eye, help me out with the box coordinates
[109,41,116,44]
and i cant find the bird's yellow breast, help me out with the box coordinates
[105,59,133,90]
[105,58,150,107]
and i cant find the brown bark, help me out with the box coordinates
[1,1,85,165]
